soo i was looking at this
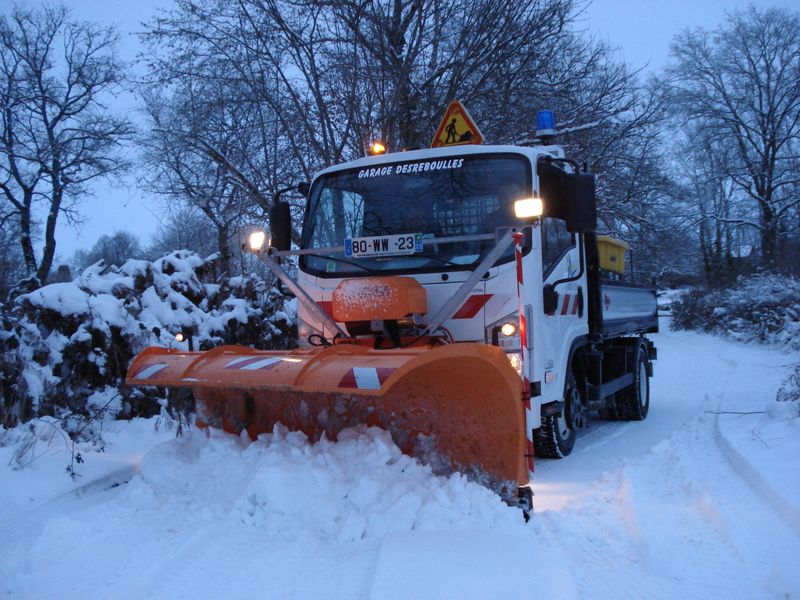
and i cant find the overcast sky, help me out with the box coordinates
[28,0,798,261]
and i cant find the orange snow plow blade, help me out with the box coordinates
[126,343,528,497]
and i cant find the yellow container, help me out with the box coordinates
[596,236,628,275]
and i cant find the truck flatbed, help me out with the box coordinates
[599,280,658,337]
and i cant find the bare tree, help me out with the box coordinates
[0,216,25,299]
[146,205,220,260]
[0,5,133,286]
[514,40,688,280]
[248,0,575,153]
[139,0,680,281]
[667,5,800,268]
[140,2,303,263]
[73,230,144,269]
[140,86,258,274]
[141,0,580,169]
[673,128,761,282]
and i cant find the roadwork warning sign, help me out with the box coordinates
[431,100,484,148]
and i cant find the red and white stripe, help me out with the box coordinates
[545,292,580,316]
[559,293,580,316]
[133,362,168,380]
[452,294,493,319]
[338,367,396,390]
[513,232,535,476]
[224,356,284,371]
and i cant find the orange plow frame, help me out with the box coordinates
[126,343,529,498]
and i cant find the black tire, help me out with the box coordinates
[534,373,584,458]
[619,343,650,421]
[598,405,621,420]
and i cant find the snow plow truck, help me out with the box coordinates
[127,106,658,514]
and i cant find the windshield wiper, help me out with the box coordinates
[420,254,469,268]
[304,253,383,274]
[305,252,475,273]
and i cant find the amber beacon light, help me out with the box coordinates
[369,141,387,155]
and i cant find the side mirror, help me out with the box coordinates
[270,201,292,251]
[537,159,597,234]
[297,181,310,198]
[537,160,568,220]
[565,173,597,234]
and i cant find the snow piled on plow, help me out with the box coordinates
[138,426,522,541]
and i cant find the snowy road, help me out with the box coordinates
[1,320,798,599]
[536,318,795,510]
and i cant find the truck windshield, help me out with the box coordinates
[301,154,530,276]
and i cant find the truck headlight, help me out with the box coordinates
[247,230,269,252]
[486,315,522,375]
[500,322,517,337]
[486,314,521,351]
[514,197,543,219]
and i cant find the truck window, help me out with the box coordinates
[314,188,365,244]
[541,217,575,277]
[301,155,531,276]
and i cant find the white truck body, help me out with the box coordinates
[294,144,657,450]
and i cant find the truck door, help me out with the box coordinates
[539,217,588,404]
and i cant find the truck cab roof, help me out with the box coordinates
[315,143,566,178]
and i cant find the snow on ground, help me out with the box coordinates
[1,318,798,599]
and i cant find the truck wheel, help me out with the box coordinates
[598,405,620,420]
[620,343,650,421]
[534,374,581,458]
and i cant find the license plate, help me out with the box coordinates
[344,233,423,258]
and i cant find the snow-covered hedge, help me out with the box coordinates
[671,273,800,350]
[0,251,296,426]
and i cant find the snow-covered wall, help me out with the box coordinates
[0,251,296,425]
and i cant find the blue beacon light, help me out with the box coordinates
[536,110,555,131]
[535,110,556,141]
